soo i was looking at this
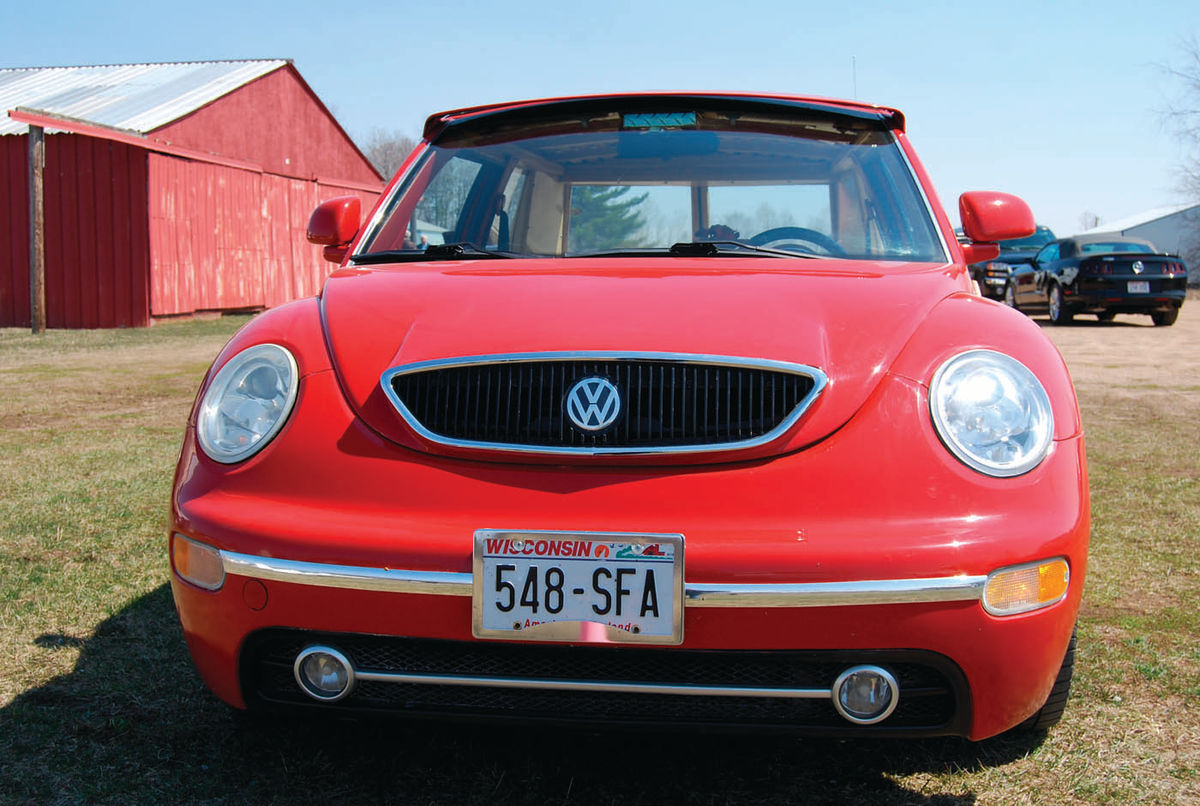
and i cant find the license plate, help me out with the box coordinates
[1128,281,1150,294]
[472,530,684,644]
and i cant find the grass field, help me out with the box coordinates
[1,306,1197,805]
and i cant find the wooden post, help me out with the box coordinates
[28,124,46,334]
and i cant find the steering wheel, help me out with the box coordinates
[747,226,845,256]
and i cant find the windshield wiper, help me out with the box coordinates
[668,241,822,259]
[352,242,518,264]
[575,241,822,259]
[424,242,517,259]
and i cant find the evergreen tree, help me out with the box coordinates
[569,186,648,252]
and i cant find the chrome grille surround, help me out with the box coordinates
[380,351,827,456]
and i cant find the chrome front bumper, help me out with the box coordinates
[221,548,988,609]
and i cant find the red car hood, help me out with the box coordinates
[320,257,962,463]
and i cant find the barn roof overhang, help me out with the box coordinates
[7,106,380,192]
[0,60,289,136]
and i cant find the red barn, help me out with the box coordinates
[1,60,383,328]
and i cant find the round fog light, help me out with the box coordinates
[294,646,355,702]
[833,665,899,724]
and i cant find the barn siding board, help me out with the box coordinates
[93,138,115,326]
[261,174,293,307]
[0,135,31,326]
[293,183,317,298]
[110,137,131,326]
[76,137,97,327]
[127,142,150,325]
[46,135,71,328]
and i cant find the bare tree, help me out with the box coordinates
[360,128,417,180]
[1165,39,1200,201]
[1164,41,1200,283]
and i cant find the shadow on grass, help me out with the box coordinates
[1,586,1047,805]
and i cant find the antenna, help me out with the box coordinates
[852,56,858,99]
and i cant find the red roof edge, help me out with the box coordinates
[10,106,261,171]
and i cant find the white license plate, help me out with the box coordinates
[472,530,684,644]
[1128,281,1150,294]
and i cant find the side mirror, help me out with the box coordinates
[959,191,1035,243]
[961,242,1000,264]
[307,196,362,264]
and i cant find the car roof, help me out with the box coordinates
[422,92,905,141]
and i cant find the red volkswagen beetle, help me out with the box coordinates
[170,93,1087,740]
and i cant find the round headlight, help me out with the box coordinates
[197,343,298,463]
[930,350,1053,477]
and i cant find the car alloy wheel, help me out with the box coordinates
[1047,285,1072,325]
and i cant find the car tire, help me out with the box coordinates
[1004,282,1019,310]
[1152,309,1179,327]
[1016,629,1076,733]
[1097,311,1116,322]
[1047,284,1073,325]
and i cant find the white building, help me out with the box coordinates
[1078,202,1200,285]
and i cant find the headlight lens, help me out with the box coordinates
[197,343,298,463]
[930,350,1053,477]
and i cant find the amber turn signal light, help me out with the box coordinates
[983,558,1069,616]
[172,533,226,591]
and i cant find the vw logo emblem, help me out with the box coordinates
[565,377,621,431]
[1132,260,1145,275]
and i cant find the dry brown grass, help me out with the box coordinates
[0,305,1197,805]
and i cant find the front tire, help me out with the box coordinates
[1047,284,1073,325]
[1097,311,1116,322]
[1017,630,1076,733]
[1004,282,1019,310]
[1152,308,1179,327]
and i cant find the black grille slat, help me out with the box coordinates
[390,358,817,451]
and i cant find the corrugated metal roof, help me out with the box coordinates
[0,60,289,136]
[1077,202,1200,236]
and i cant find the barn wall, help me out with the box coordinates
[44,135,151,328]
[0,135,31,327]
[1,134,151,329]
[151,66,380,187]
[148,156,266,315]
[148,153,379,317]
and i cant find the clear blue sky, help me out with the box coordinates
[3,0,1197,236]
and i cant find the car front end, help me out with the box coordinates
[968,226,1055,301]
[170,93,1088,740]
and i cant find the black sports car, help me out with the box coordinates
[1007,235,1189,326]
[965,225,1055,301]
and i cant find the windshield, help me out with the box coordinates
[1078,240,1154,255]
[359,106,946,262]
[998,226,1055,253]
